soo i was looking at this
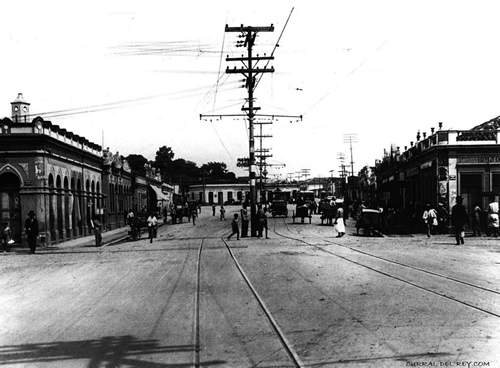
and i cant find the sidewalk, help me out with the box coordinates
[6,223,167,254]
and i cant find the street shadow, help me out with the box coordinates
[0,335,225,367]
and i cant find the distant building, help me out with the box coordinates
[187,183,249,205]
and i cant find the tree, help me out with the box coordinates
[200,162,228,177]
[126,154,149,176]
[153,146,175,181]
[155,146,175,164]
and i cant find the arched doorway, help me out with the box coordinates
[0,172,22,243]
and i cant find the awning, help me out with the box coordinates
[149,185,169,201]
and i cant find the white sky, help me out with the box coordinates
[2,1,500,180]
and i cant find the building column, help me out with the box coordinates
[59,188,67,242]
[51,189,59,243]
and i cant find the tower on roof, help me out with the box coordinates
[11,93,30,123]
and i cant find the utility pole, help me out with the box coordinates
[225,24,274,237]
[338,152,346,197]
[344,133,357,178]
[200,23,301,236]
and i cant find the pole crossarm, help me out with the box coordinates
[226,56,274,62]
[226,67,275,74]
[225,25,275,33]
[200,113,302,121]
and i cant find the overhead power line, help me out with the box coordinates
[30,82,240,120]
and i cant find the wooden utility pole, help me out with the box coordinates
[225,24,274,236]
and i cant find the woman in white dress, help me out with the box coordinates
[335,204,346,237]
[487,195,499,237]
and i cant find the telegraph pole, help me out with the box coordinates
[225,24,274,236]
[344,133,357,178]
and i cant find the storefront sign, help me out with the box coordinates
[407,167,419,177]
[458,156,500,164]
[420,161,433,169]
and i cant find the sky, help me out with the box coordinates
[2,1,500,180]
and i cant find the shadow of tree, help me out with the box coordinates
[0,335,225,367]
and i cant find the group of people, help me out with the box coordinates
[2,210,39,254]
[421,194,500,245]
[227,203,269,240]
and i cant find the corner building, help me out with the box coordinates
[0,94,103,245]
[376,119,500,229]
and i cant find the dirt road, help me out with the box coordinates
[1,205,499,367]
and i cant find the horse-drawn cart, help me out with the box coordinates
[292,205,312,224]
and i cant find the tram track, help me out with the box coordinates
[219,235,305,368]
[189,229,304,367]
[271,216,500,319]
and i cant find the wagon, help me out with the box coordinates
[358,208,382,236]
[320,204,337,225]
[271,200,288,217]
[292,205,312,224]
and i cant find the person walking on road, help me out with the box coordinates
[472,203,482,237]
[227,213,239,240]
[240,204,249,238]
[147,212,158,243]
[334,204,346,237]
[212,205,216,216]
[220,205,226,221]
[257,205,269,239]
[92,217,102,247]
[191,206,198,225]
[422,204,437,237]
[487,195,499,237]
[436,203,448,234]
[127,209,135,226]
[451,196,468,245]
[170,206,177,225]
[25,210,39,254]
[2,221,12,253]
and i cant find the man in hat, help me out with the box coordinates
[451,196,469,245]
[25,210,39,254]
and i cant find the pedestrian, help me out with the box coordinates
[92,217,102,247]
[355,201,365,235]
[334,204,346,237]
[422,204,437,237]
[130,216,140,241]
[451,196,468,245]
[178,206,184,223]
[261,206,269,239]
[240,205,249,238]
[487,195,499,237]
[191,206,198,225]
[127,209,135,226]
[256,205,264,238]
[25,210,39,254]
[2,221,12,253]
[227,213,239,240]
[170,206,177,225]
[212,204,216,216]
[472,203,482,237]
[220,205,226,221]
[437,203,448,234]
[147,212,158,243]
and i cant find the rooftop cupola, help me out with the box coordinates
[11,93,30,123]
